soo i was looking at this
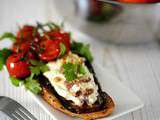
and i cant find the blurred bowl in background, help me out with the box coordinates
[53,0,160,44]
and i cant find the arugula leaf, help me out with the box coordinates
[71,41,93,62]
[0,48,12,70]
[10,77,23,87]
[0,32,16,41]
[25,78,42,94]
[59,43,66,57]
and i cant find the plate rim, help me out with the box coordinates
[28,64,144,120]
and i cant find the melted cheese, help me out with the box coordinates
[43,52,99,106]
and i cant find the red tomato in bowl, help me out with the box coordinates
[6,53,31,78]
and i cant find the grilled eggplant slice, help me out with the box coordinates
[38,60,115,120]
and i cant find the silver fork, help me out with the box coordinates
[0,96,37,120]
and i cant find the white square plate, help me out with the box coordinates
[29,64,144,120]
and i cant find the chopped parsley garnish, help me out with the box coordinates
[29,60,49,75]
[0,32,16,42]
[24,60,48,93]
[71,41,93,63]
[25,77,42,94]
[59,43,66,57]
[79,64,86,75]
[63,63,77,81]
[0,48,12,70]
[63,63,87,81]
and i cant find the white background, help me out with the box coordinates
[0,0,160,120]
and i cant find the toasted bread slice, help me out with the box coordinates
[41,87,115,120]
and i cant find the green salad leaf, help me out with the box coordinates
[71,41,93,63]
[25,77,42,94]
[30,66,41,76]
[10,77,24,87]
[29,60,49,75]
[25,60,49,94]
[0,48,12,70]
[59,43,66,57]
[0,32,16,41]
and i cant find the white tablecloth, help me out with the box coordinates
[1,0,160,120]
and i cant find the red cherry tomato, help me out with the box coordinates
[39,39,60,61]
[13,41,30,53]
[43,30,70,52]
[16,25,40,43]
[6,53,31,78]
[44,29,62,40]
[27,51,36,60]
[60,33,70,52]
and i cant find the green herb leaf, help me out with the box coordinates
[59,43,66,57]
[45,22,60,29]
[40,64,49,73]
[29,60,49,75]
[30,66,40,75]
[63,63,78,81]
[79,64,86,75]
[63,63,87,81]
[64,70,77,81]
[0,32,16,41]
[10,77,23,87]
[29,59,39,66]
[0,48,12,70]
[29,73,35,80]
[60,22,64,28]
[36,22,60,31]
[30,60,43,66]
[71,41,93,62]
[25,78,42,94]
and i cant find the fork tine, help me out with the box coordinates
[12,112,25,120]
[16,109,31,120]
[1,111,18,120]
[19,107,37,120]
[10,114,20,120]
[0,96,37,120]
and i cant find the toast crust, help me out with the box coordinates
[41,87,115,120]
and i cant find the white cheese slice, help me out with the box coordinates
[43,52,99,106]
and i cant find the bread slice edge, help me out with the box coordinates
[41,87,115,120]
